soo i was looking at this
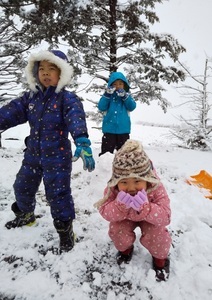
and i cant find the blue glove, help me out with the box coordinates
[116,88,126,97]
[106,86,115,94]
[72,137,95,172]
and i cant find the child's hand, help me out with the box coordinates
[117,191,132,208]
[130,190,148,211]
[72,137,95,172]
[106,86,115,94]
[116,88,126,97]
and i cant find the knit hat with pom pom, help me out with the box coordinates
[108,139,159,187]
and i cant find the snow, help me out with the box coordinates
[0,116,212,300]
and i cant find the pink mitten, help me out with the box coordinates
[117,191,132,208]
[130,190,148,211]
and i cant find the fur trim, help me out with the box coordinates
[25,50,73,93]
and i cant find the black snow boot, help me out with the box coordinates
[152,256,170,282]
[5,202,36,229]
[116,246,134,265]
[53,219,74,253]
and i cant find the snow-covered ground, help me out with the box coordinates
[0,117,212,300]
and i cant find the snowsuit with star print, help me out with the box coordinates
[0,51,89,222]
[99,175,172,259]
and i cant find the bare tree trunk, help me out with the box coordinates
[201,58,209,131]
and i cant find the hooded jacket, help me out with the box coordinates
[98,72,136,134]
[0,50,88,157]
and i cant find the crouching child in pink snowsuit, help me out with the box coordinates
[94,139,172,281]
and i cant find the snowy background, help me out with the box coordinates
[1,0,212,299]
[139,0,212,125]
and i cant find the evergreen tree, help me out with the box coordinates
[0,0,186,111]
[0,13,30,101]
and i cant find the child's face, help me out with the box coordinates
[38,60,60,88]
[112,80,125,90]
[117,177,147,195]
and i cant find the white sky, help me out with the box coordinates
[155,0,212,73]
[144,0,212,124]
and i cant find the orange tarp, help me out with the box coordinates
[186,170,212,199]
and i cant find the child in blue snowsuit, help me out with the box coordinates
[98,72,136,156]
[0,49,95,252]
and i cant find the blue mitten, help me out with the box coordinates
[72,137,95,172]
[116,88,126,97]
[105,86,116,94]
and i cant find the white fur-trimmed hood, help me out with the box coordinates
[25,50,74,93]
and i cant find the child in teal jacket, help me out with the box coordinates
[98,72,136,156]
